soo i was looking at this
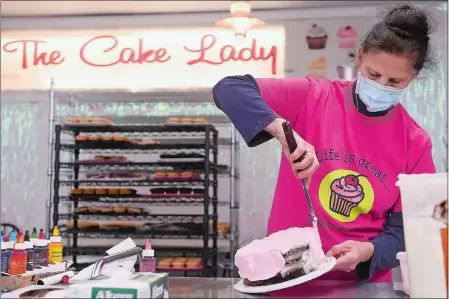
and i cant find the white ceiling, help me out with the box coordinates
[1,1,401,17]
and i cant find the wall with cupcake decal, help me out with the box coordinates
[0,4,446,247]
[282,19,369,81]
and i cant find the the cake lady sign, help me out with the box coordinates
[1,26,285,91]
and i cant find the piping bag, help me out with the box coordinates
[282,121,322,247]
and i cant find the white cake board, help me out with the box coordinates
[234,256,336,294]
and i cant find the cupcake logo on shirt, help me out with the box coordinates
[319,169,374,222]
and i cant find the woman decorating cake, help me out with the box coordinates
[213,4,438,290]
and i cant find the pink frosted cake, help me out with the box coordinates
[337,26,358,49]
[235,227,324,286]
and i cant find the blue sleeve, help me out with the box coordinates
[212,74,279,147]
[355,212,405,281]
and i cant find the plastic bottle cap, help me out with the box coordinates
[50,236,62,243]
[13,242,26,250]
[142,249,154,257]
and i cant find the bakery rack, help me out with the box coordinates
[47,84,241,277]
[53,122,224,276]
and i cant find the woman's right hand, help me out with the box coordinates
[265,118,319,187]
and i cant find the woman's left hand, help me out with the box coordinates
[326,240,374,272]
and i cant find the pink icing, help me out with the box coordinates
[330,176,364,203]
[235,227,324,281]
[337,26,358,38]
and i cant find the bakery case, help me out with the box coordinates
[50,87,240,277]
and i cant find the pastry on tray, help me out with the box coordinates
[75,135,88,141]
[88,135,101,141]
[87,207,99,213]
[179,188,193,194]
[98,207,113,213]
[67,221,99,230]
[90,117,113,125]
[127,207,143,214]
[167,172,179,178]
[100,135,114,141]
[100,221,139,230]
[180,118,194,124]
[71,188,83,195]
[84,189,95,195]
[167,117,181,124]
[235,227,325,286]
[180,171,193,178]
[158,258,174,268]
[154,172,168,179]
[77,118,91,123]
[186,258,202,268]
[193,118,208,124]
[172,257,188,268]
[136,139,161,145]
[108,189,120,195]
[119,189,133,195]
[95,189,107,195]
[150,187,166,194]
[112,135,128,142]
[114,207,127,214]
[75,207,89,213]
[66,117,79,123]
[193,188,205,195]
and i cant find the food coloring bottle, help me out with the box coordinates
[34,232,49,268]
[38,229,45,240]
[17,230,23,243]
[139,239,156,273]
[9,241,27,275]
[30,227,38,242]
[3,236,13,274]
[48,226,63,264]
[23,231,34,271]
[1,241,8,273]
[9,231,17,243]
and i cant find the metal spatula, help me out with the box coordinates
[282,121,322,244]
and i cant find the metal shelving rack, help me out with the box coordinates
[53,123,220,276]
[46,82,241,277]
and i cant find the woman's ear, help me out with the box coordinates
[357,48,363,66]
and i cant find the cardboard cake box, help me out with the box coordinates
[398,173,448,298]
[1,272,169,298]
[67,272,169,299]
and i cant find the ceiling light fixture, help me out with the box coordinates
[215,1,265,39]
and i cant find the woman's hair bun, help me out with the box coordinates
[362,4,438,72]
[384,4,432,37]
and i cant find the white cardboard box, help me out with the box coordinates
[398,173,448,298]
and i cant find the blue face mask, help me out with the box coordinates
[355,72,406,112]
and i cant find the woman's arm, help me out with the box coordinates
[212,74,311,147]
[356,143,436,280]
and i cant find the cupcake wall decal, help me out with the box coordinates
[337,49,358,81]
[329,175,365,217]
[337,25,358,49]
[306,24,328,50]
[308,57,327,78]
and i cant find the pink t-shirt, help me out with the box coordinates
[256,76,436,285]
